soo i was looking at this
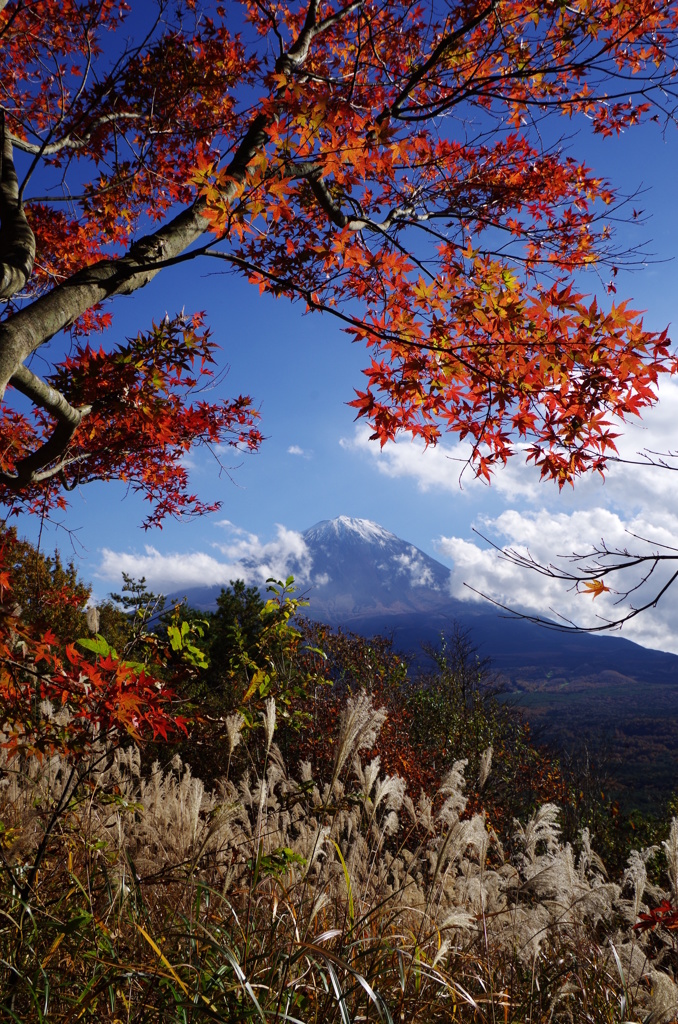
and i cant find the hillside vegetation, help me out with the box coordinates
[2,531,678,1021]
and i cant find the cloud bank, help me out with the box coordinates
[98,523,312,594]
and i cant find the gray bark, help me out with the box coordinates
[0,111,36,302]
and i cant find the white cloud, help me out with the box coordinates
[394,549,437,588]
[98,524,312,594]
[340,426,464,493]
[287,444,312,458]
[98,546,244,593]
[213,523,312,582]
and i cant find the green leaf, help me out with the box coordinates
[76,635,117,660]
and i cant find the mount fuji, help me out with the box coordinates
[297,515,453,618]
[177,515,678,684]
[176,515,678,808]
[178,515,454,618]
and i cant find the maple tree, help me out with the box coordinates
[0,526,187,757]
[0,0,677,525]
[0,521,90,638]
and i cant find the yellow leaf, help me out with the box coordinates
[582,580,610,599]
[136,924,219,1012]
[243,667,267,702]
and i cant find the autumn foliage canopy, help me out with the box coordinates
[1,0,678,521]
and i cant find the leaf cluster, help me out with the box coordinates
[0,532,187,759]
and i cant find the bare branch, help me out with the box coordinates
[465,528,678,633]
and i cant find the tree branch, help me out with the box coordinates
[10,363,88,427]
[381,0,499,121]
[297,161,423,232]
[0,108,273,401]
[465,529,678,633]
[277,0,363,72]
[6,111,140,156]
[0,0,356,403]
[1,364,92,490]
[0,5,359,477]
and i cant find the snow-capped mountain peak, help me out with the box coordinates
[174,516,453,620]
[304,515,397,546]
[299,516,453,619]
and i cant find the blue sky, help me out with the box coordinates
[13,98,678,653]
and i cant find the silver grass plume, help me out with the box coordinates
[432,937,453,966]
[623,847,657,921]
[646,970,678,1024]
[437,759,468,825]
[9,717,678,1023]
[372,774,406,817]
[403,791,434,833]
[440,908,477,932]
[577,827,607,880]
[429,817,475,895]
[478,745,493,791]
[354,755,382,799]
[261,697,276,756]
[514,803,561,863]
[331,691,387,785]
[663,817,678,902]
[464,811,492,868]
[226,712,245,757]
[39,700,72,728]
